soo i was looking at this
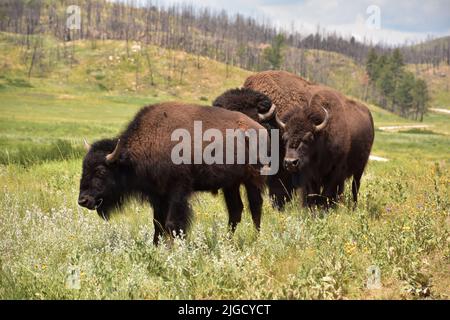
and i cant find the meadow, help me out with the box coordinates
[0,34,449,299]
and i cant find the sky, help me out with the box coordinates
[156,0,450,45]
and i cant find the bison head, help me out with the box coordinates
[78,138,126,220]
[276,106,329,172]
[213,88,276,123]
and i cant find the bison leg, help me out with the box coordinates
[322,178,345,208]
[244,183,263,231]
[223,185,244,233]
[352,172,362,204]
[165,190,192,239]
[268,170,294,211]
[150,196,169,245]
[337,181,345,197]
[304,180,323,208]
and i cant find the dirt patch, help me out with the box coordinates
[369,155,389,162]
[378,125,431,132]
[429,108,450,115]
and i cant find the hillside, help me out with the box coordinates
[0,33,448,167]
[0,33,251,104]
[0,32,449,300]
[407,63,450,109]
[2,31,448,108]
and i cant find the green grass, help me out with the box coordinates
[0,34,449,299]
[0,157,448,299]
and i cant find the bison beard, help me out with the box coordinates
[78,103,267,245]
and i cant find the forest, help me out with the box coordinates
[1,0,449,69]
[366,49,430,121]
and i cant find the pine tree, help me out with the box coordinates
[375,62,395,108]
[366,48,379,81]
[412,79,429,121]
[390,48,405,75]
[263,34,285,70]
[389,49,406,108]
[394,72,415,117]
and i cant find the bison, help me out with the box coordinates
[213,71,312,210]
[78,102,269,245]
[275,89,375,207]
[214,70,374,208]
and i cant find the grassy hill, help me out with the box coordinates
[0,33,251,103]
[283,48,368,99]
[407,63,450,109]
[0,33,449,299]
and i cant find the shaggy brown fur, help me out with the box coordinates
[214,71,314,210]
[280,88,374,207]
[243,70,313,117]
[214,70,374,209]
[78,103,267,245]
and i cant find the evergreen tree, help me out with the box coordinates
[394,72,415,116]
[375,61,395,108]
[366,48,379,81]
[412,79,429,121]
[389,49,405,108]
[390,48,405,76]
[263,34,285,70]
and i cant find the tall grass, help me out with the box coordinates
[0,140,84,166]
[0,158,448,299]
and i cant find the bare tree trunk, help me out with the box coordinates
[27,39,38,79]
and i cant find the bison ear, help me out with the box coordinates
[256,96,272,113]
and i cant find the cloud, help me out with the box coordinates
[158,0,450,44]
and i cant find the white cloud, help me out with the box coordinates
[158,0,450,45]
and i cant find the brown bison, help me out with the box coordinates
[214,70,374,208]
[78,102,268,245]
[275,88,374,206]
[213,71,312,210]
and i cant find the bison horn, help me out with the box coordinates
[258,103,276,121]
[105,139,122,164]
[275,113,286,129]
[83,138,91,152]
[314,107,329,132]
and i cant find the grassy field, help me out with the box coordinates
[0,35,449,299]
